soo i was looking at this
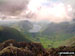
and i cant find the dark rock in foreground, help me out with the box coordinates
[0,40,48,56]
[0,40,75,56]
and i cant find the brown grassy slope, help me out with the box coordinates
[0,40,48,56]
[0,40,75,56]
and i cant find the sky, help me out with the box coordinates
[0,0,28,15]
[0,0,75,23]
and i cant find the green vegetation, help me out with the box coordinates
[0,26,31,42]
[25,22,75,48]
[62,37,75,46]
[0,20,75,48]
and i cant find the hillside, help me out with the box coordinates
[0,26,31,42]
[28,22,75,48]
[42,22,75,35]
[62,37,75,46]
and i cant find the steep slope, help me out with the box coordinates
[0,26,31,42]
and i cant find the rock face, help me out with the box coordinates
[0,40,75,56]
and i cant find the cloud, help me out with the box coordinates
[0,0,74,23]
[0,0,29,15]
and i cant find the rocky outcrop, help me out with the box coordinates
[0,40,75,56]
[0,40,48,56]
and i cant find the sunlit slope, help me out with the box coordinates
[62,37,75,46]
[38,22,75,48]
[0,26,31,42]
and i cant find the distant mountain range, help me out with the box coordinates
[0,20,33,32]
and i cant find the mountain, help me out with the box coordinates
[36,22,75,48]
[0,20,75,48]
[16,20,33,32]
[0,20,17,26]
[41,22,75,39]
[0,26,31,42]
[0,20,33,32]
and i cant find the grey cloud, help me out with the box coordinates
[0,0,29,15]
